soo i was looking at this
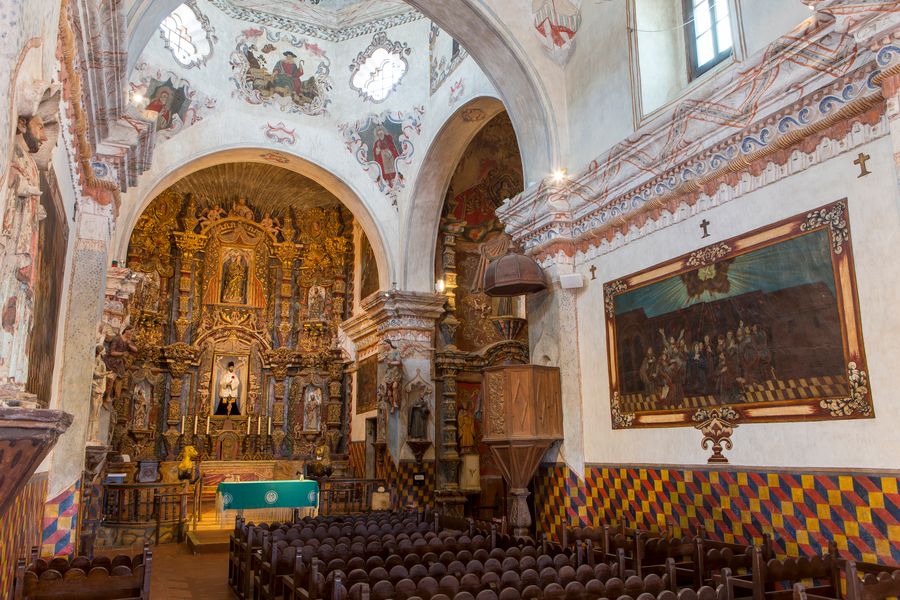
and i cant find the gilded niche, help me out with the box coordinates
[119,164,355,463]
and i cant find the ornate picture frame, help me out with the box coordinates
[604,200,872,429]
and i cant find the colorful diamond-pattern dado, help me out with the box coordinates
[533,464,900,565]
[0,476,48,598]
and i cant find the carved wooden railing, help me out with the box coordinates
[316,478,392,515]
[102,482,198,544]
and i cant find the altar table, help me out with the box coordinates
[217,479,319,510]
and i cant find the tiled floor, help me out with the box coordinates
[149,543,231,599]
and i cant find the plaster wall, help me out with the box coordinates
[567,135,900,470]
[562,0,815,169]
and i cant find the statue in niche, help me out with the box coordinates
[307,285,327,320]
[303,385,322,431]
[379,339,402,413]
[408,389,430,440]
[88,344,108,443]
[132,385,150,430]
[221,251,249,304]
[457,402,476,451]
[216,361,241,415]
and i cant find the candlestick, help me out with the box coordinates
[206,416,210,435]
[247,416,251,435]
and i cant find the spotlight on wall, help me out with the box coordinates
[132,93,144,104]
[435,278,446,293]
[551,169,568,184]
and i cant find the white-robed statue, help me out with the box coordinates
[216,361,241,415]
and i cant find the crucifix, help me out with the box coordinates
[589,265,597,280]
[700,219,711,238]
[854,152,871,178]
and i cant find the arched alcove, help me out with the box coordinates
[402,96,507,291]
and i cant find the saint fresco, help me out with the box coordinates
[145,78,189,131]
[230,27,332,116]
[604,201,872,428]
[340,108,424,203]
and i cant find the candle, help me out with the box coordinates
[268,417,272,435]
[193,416,197,435]
[206,416,210,435]
[247,416,251,435]
[181,415,185,434]
[257,416,261,435]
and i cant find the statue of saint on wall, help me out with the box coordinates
[307,285,327,320]
[221,251,249,304]
[379,339,402,413]
[215,359,243,415]
[457,391,479,452]
[408,389,430,440]
[88,344,108,443]
[131,384,151,430]
[104,327,137,403]
[303,385,322,431]
[0,112,49,385]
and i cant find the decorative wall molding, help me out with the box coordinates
[60,0,156,206]
[498,4,900,264]
[208,0,424,43]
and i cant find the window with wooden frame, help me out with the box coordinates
[684,0,733,78]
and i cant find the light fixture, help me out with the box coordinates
[435,278,446,293]
[551,169,567,184]
[132,92,144,104]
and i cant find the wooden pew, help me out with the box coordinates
[12,545,152,600]
[724,543,840,600]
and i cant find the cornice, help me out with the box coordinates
[498,3,900,263]
[59,0,155,209]
[341,290,446,346]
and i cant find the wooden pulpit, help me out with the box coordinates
[481,365,562,537]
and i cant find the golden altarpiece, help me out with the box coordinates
[113,190,353,470]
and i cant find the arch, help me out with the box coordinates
[124,0,559,182]
[401,96,507,292]
[113,146,394,292]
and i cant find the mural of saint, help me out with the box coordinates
[221,252,249,304]
[144,79,188,132]
[372,125,400,187]
[303,385,322,431]
[272,51,305,97]
[216,361,242,415]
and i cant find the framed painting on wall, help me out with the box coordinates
[356,355,378,414]
[603,200,872,429]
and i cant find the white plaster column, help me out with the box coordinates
[46,202,112,498]
[527,248,586,479]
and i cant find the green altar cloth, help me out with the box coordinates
[217,480,319,510]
